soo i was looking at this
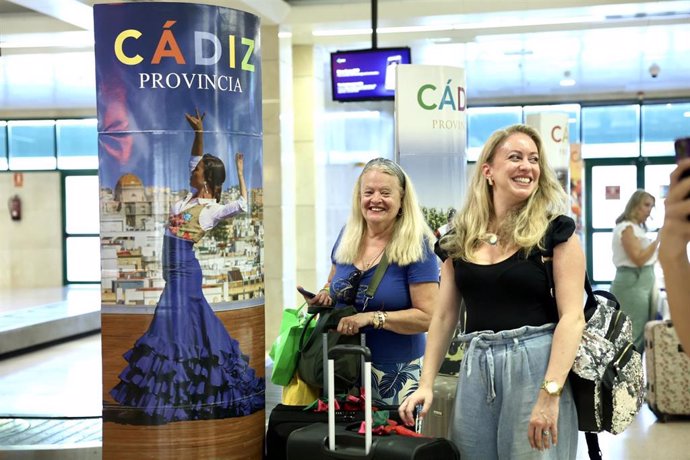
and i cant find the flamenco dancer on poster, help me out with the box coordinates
[109,109,264,423]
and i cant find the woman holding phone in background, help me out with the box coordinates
[610,190,661,352]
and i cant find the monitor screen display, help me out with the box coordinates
[330,47,412,102]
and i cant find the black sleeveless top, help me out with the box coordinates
[437,215,575,333]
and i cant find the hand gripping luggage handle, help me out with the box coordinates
[327,345,372,455]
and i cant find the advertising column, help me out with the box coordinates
[525,113,571,196]
[94,3,265,458]
[395,65,467,234]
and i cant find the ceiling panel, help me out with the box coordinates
[0,0,689,112]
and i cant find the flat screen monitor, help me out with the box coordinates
[330,47,412,102]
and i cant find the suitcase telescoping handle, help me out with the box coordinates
[327,344,372,455]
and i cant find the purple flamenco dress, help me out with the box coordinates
[110,203,264,423]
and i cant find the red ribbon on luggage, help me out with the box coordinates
[357,418,423,437]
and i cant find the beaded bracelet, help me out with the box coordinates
[373,311,388,329]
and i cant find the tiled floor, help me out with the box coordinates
[2,333,690,458]
[0,288,688,458]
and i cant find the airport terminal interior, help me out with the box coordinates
[1,0,690,458]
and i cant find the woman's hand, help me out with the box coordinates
[659,158,690,265]
[235,152,247,201]
[337,312,372,335]
[235,152,244,171]
[185,108,205,131]
[398,386,433,428]
[303,288,332,307]
[528,392,560,451]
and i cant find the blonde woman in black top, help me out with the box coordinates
[400,124,585,459]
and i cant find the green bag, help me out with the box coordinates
[269,303,313,386]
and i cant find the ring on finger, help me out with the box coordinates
[543,430,551,437]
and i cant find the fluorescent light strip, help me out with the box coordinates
[324,111,381,120]
[0,31,93,49]
[313,15,604,37]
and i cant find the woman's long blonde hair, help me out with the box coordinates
[441,124,568,261]
[334,158,435,266]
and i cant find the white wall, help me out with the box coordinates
[0,172,62,288]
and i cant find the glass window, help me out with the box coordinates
[8,120,56,170]
[644,163,676,231]
[591,232,615,282]
[65,175,100,234]
[641,103,690,157]
[0,121,7,170]
[467,106,522,161]
[590,164,637,229]
[523,104,581,143]
[57,119,98,169]
[581,105,640,158]
[66,237,101,282]
[323,109,394,164]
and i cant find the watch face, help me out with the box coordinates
[546,381,559,394]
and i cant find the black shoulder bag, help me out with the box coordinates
[541,237,644,460]
[297,254,390,392]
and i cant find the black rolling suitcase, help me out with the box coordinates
[266,331,369,460]
[286,344,460,459]
[266,402,367,460]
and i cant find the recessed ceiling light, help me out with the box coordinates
[560,70,576,87]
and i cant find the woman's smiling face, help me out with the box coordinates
[359,168,403,228]
[484,132,541,207]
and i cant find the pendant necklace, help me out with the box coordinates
[484,233,499,246]
[363,246,386,270]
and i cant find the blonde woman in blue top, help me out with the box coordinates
[302,158,439,406]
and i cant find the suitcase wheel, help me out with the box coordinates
[649,405,669,423]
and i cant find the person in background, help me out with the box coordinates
[611,189,660,352]
[658,159,690,355]
[399,124,584,458]
[435,208,457,239]
[300,158,439,406]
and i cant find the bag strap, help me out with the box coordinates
[585,432,603,460]
[298,253,391,353]
[540,232,594,304]
[541,232,602,460]
[363,252,390,307]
